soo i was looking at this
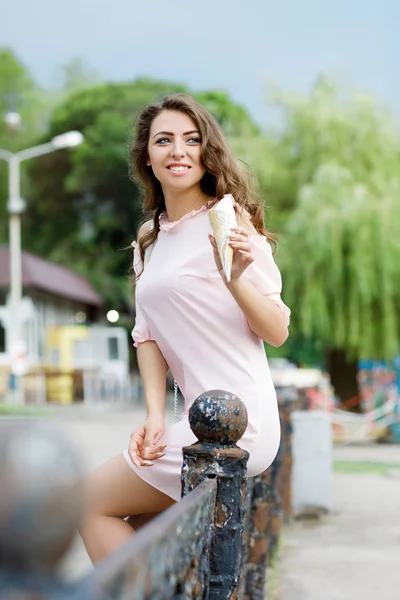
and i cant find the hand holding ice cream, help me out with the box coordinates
[208,194,255,283]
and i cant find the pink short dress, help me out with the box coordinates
[123,199,290,502]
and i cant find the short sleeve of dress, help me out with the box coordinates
[131,241,154,348]
[243,235,291,326]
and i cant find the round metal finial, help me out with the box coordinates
[0,421,84,572]
[189,390,248,445]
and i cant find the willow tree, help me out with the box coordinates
[266,78,400,398]
[280,163,400,360]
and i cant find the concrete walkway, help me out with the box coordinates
[279,444,400,600]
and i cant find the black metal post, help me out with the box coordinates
[181,390,249,600]
[239,468,274,600]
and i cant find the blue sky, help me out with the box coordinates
[2,0,399,125]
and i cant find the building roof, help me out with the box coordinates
[0,247,103,307]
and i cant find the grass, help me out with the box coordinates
[0,404,51,417]
[265,527,286,600]
[266,556,281,600]
[334,460,400,476]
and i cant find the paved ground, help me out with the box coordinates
[279,445,400,600]
[9,402,400,597]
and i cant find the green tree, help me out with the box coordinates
[0,49,46,242]
[194,90,259,137]
[0,48,40,148]
[58,57,99,94]
[0,52,104,237]
[269,78,400,365]
[281,162,400,360]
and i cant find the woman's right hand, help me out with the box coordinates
[128,414,166,469]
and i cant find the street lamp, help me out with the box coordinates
[0,128,84,404]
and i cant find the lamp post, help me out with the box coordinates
[0,130,84,404]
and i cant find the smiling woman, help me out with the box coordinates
[146,112,206,203]
[79,93,290,565]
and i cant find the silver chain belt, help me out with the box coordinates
[173,379,179,423]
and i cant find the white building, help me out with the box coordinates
[0,247,129,402]
[0,247,103,363]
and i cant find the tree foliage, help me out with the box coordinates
[0,49,89,241]
[3,54,398,364]
[195,90,259,137]
[0,49,46,239]
[0,48,40,148]
[58,57,100,94]
[272,78,400,359]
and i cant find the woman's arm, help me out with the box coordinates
[226,277,289,347]
[129,220,169,467]
[137,340,168,417]
[129,337,168,468]
[135,219,168,416]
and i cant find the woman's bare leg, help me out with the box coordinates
[79,454,175,564]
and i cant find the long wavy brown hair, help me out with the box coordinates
[129,93,275,275]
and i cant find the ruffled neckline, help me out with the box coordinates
[159,200,215,232]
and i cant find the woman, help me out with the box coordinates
[80,94,290,564]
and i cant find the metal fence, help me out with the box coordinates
[0,388,296,599]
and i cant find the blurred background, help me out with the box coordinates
[1,2,400,598]
[0,0,399,434]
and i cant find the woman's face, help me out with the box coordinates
[147,110,206,192]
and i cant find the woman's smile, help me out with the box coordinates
[167,162,191,175]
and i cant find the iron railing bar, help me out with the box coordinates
[82,478,217,589]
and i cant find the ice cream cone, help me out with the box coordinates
[209,194,237,282]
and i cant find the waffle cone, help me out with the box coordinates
[209,195,237,282]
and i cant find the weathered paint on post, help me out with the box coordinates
[86,479,218,600]
[181,390,249,600]
[276,386,298,523]
[239,468,274,600]
[239,386,298,599]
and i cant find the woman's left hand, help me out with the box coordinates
[209,227,254,283]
